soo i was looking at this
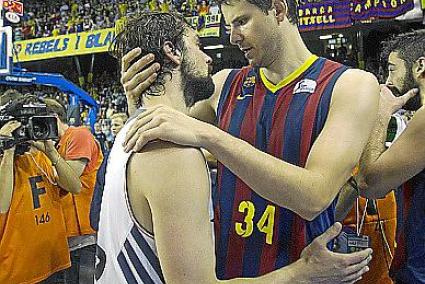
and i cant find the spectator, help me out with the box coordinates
[198,0,209,16]
[110,112,128,138]
[209,0,220,14]
[94,122,108,154]
[16,0,217,39]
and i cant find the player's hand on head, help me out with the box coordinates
[0,121,21,137]
[121,48,161,108]
[300,222,373,284]
[380,85,419,115]
[123,105,205,153]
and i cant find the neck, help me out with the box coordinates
[142,72,188,114]
[262,23,312,85]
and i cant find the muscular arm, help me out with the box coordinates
[200,70,379,220]
[128,144,303,283]
[0,149,15,213]
[360,107,425,198]
[43,147,84,194]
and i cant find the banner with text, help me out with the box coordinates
[13,14,221,62]
[298,0,352,31]
[186,14,222,37]
[13,28,115,62]
[298,0,414,31]
[351,0,414,20]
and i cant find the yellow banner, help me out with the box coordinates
[186,14,221,37]
[115,17,127,35]
[13,28,115,62]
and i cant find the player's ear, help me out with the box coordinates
[414,56,425,79]
[272,0,287,24]
[163,41,182,66]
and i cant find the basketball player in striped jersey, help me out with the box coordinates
[121,0,378,280]
[357,32,425,284]
[97,11,372,284]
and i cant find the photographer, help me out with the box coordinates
[45,98,103,284]
[0,94,81,283]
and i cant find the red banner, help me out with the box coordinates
[350,0,414,20]
[298,0,352,31]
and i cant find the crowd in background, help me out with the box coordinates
[13,0,220,40]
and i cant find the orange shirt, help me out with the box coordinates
[0,151,70,284]
[343,193,397,284]
[59,127,103,237]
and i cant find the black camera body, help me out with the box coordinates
[333,232,370,253]
[0,101,59,150]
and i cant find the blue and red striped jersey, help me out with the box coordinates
[391,170,425,283]
[214,56,348,279]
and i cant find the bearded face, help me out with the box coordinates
[387,52,422,111]
[180,49,215,108]
[391,65,421,111]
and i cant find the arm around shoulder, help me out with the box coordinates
[361,106,425,197]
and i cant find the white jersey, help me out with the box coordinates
[96,118,165,284]
[385,111,408,148]
[96,115,214,284]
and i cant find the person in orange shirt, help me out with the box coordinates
[45,98,103,283]
[198,0,209,16]
[336,181,397,284]
[0,94,81,284]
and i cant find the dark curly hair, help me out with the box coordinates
[216,0,298,25]
[110,12,190,106]
[381,30,425,71]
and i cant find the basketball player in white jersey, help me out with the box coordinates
[96,12,372,284]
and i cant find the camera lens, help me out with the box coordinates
[32,119,49,140]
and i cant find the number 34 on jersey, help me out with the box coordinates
[235,201,276,245]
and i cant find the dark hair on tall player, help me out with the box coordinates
[110,12,190,106]
[215,0,298,25]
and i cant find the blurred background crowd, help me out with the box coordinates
[13,0,220,40]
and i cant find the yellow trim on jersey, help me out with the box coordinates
[259,55,319,93]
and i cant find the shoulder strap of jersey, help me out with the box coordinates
[217,69,240,121]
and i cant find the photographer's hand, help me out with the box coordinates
[30,140,56,156]
[30,140,82,195]
[0,121,21,213]
[0,121,21,151]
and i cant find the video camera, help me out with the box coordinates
[0,99,59,151]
